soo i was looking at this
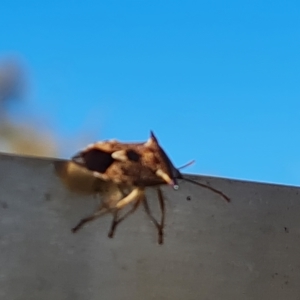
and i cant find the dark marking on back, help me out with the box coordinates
[126,149,140,162]
[72,149,114,173]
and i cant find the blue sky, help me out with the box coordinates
[1,0,300,186]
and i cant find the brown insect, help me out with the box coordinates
[64,131,230,244]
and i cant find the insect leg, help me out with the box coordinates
[72,188,143,233]
[108,198,142,238]
[143,188,165,245]
[115,187,144,209]
[71,205,109,233]
[156,187,165,244]
[107,210,119,238]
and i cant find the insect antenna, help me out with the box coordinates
[180,176,230,202]
[177,160,195,170]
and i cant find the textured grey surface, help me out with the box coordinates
[0,153,300,300]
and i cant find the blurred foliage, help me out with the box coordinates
[0,122,57,157]
[0,57,58,157]
[0,60,23,105]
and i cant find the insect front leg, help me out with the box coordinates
[157,187,165,240]
[143,187,165,245]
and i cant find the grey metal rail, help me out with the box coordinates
[0,153,299,300]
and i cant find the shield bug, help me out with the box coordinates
[57,131,229,244]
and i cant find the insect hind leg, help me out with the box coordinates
[71,206,109,233]
[72,187,144,236]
